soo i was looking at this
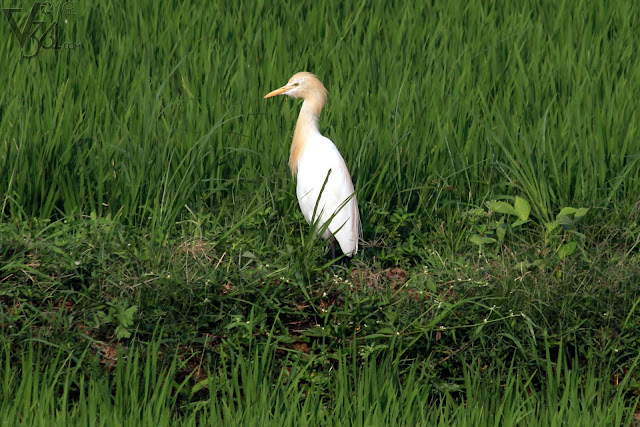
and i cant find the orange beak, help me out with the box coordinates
[264,84,295,99]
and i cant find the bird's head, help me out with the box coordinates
[264,72,328,104]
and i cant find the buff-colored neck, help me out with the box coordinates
[289,91,326,175]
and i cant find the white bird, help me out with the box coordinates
[264,72,360,257]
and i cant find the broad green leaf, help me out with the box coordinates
[574,207,589,219]
[557,207,577,218]
[557,241,577,259]
[427,279,437,293]
[496,222,507,242]
[512,218,529,227]
[556,216,573,226]
[115,325,132,339]
[487,201,518,217]
[470,234,496,245]
[124,305,137,319]
[545,222,559,232]
[474,324,485,337]
[514,197,530,221]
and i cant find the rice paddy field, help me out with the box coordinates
[1,0,640,424]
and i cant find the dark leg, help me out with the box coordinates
[330,239,350,264]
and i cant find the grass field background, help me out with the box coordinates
[1,0,639,424]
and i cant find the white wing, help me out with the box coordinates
[295,133,360,255]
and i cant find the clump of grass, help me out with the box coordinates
[1,338,637,425]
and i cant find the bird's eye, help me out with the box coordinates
[293,82,300,87]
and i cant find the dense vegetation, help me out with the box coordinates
[1,0,639,424]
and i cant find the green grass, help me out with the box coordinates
[1,0,639,423]
[1,340,637,426]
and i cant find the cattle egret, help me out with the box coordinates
[264,72,360,257]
